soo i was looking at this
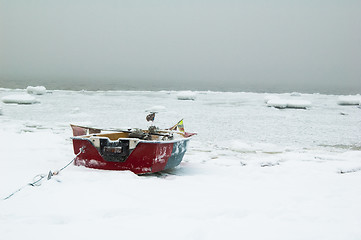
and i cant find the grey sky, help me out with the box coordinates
[0,0,360,93]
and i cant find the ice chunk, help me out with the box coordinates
[177,91,196,100]
[267,99,311,109]
[1,94,38,104]
[286,100,312,109]
[290,92,302,96]
[26,86,47,95]
[266,99,287,109]
[337,95,361,105]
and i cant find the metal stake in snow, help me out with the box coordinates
[2,147,85,201]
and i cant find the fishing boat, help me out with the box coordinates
[70,119,196,174]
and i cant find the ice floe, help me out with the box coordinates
[264,93,311,109]
[266,98,312,109]
[177,91,196,100]
[290,92,302,97]
[266,98,288,109]
[285,99,312,109]
[26,86,47,95]
[1,94,38,104]
[337,95,361,105]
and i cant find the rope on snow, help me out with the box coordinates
[2,147,85,201]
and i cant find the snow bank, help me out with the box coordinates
[177,91,196,100]
[1,94,38,104]
[267,99,311,109]
[26,86,46,95]
[337,95,361,105]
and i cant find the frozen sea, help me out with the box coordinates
[1,88,361,240]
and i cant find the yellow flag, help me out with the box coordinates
[169,119,184,132]
[177,120,184,132]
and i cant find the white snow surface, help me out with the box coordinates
[26,86,47,95]
[1,94,38,104]
[145,105,167,112]
[263,94,280,103]
[1,89,361,240]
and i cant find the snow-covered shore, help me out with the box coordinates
[1,89,360,240]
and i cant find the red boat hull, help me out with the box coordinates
[72,138,190,174]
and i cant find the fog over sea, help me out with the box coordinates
[1,2,361,95]
[1,78,360,95]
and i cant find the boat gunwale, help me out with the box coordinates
[71,134,195,144]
